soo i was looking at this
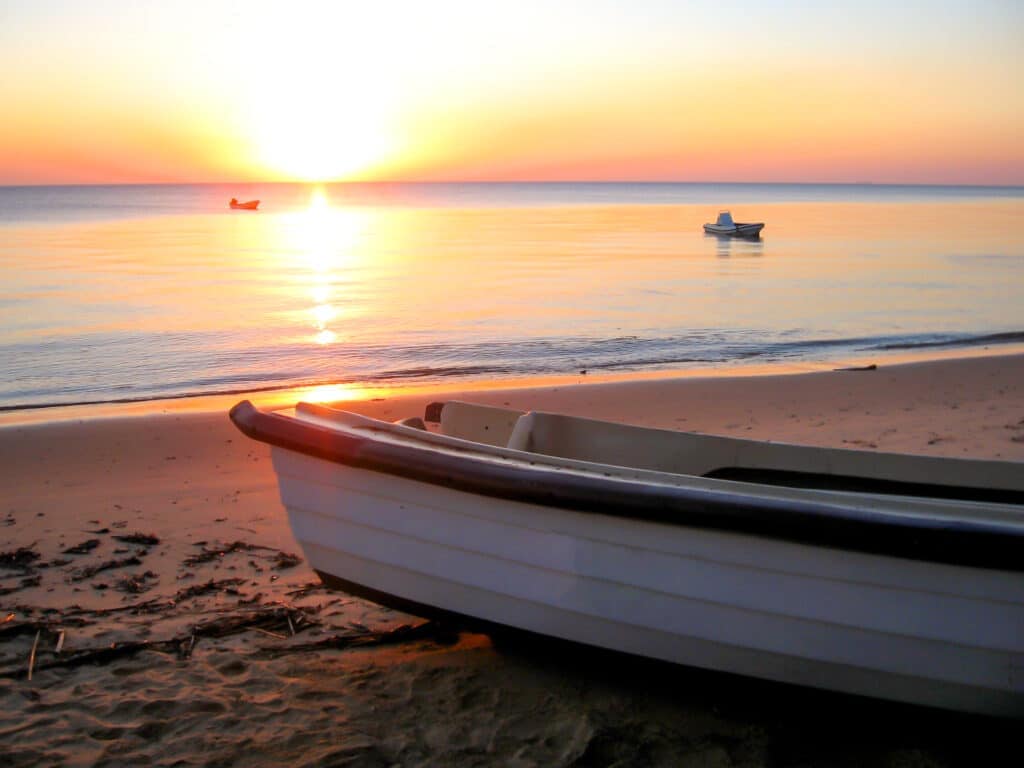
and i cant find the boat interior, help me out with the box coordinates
[292,400,1024,507]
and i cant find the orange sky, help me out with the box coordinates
[1,1,1021,185]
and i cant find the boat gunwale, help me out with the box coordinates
[229,400,1024,572]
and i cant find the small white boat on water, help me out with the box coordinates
[704,210,764,237]
[230,399,1024,717]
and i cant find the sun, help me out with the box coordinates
[251,93,398,181]
[220,3,432,182]
[248,86,397,182]
[236,14,404,183]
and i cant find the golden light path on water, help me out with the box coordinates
[269,190,376,404]
[280,187,370,349]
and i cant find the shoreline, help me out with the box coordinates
[4,343,1024,428]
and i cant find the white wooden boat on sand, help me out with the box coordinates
[704,210,764,237]
[229,399,1024,717]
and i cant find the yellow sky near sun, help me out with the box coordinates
[0,0,1021,185]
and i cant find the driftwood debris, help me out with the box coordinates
[0,605,320,678]
[0,617,88,644]
[27,630,40,681]
[12,637,186,675]
[0,593,461,682]
[252,626,288,640]
[833,363,878,372]
[191,605,312,640]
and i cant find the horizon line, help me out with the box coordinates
[3,179,1024,190]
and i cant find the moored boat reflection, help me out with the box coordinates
[706,231,765,258]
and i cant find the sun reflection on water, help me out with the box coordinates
[279,186,370,346]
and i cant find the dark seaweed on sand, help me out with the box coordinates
[62,539,100,555]
[0,575,41,596]
[71,556,142,581]
[0,546,41,573]
[1,614,455,679]
[3,579,254,634]
[285,582,330,599]
[173,578,246,601]
[115,571,159,594]
[191,605,314,640]
[181,540,301,571]
[182,540,276,566]
[0,605,321,677]
[38,557,71,569]
[272,551,303,570]
[113,532,160,546]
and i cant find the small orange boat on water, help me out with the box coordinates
[229,198,259,210]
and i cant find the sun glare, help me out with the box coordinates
[301,383,368,404]
[253,104,396,182]
[275,188,373,347]
[240,26,403,183]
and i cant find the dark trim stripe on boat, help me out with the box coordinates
[230,400,1024,572]
[704,467,1024,505]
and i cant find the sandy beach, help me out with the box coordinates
[2,354,1023,766]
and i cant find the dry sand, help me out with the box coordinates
[2,354,1023,766]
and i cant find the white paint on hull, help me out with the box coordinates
[273,448,1024,716]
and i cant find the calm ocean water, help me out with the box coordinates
[1,182,1023,410]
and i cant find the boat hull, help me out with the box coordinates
[271,446,1024,717]
[229,200,259,210]
[704,223,764,237]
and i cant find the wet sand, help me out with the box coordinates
[2,354,1023,766]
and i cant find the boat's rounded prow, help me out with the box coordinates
[228,400,258,436]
